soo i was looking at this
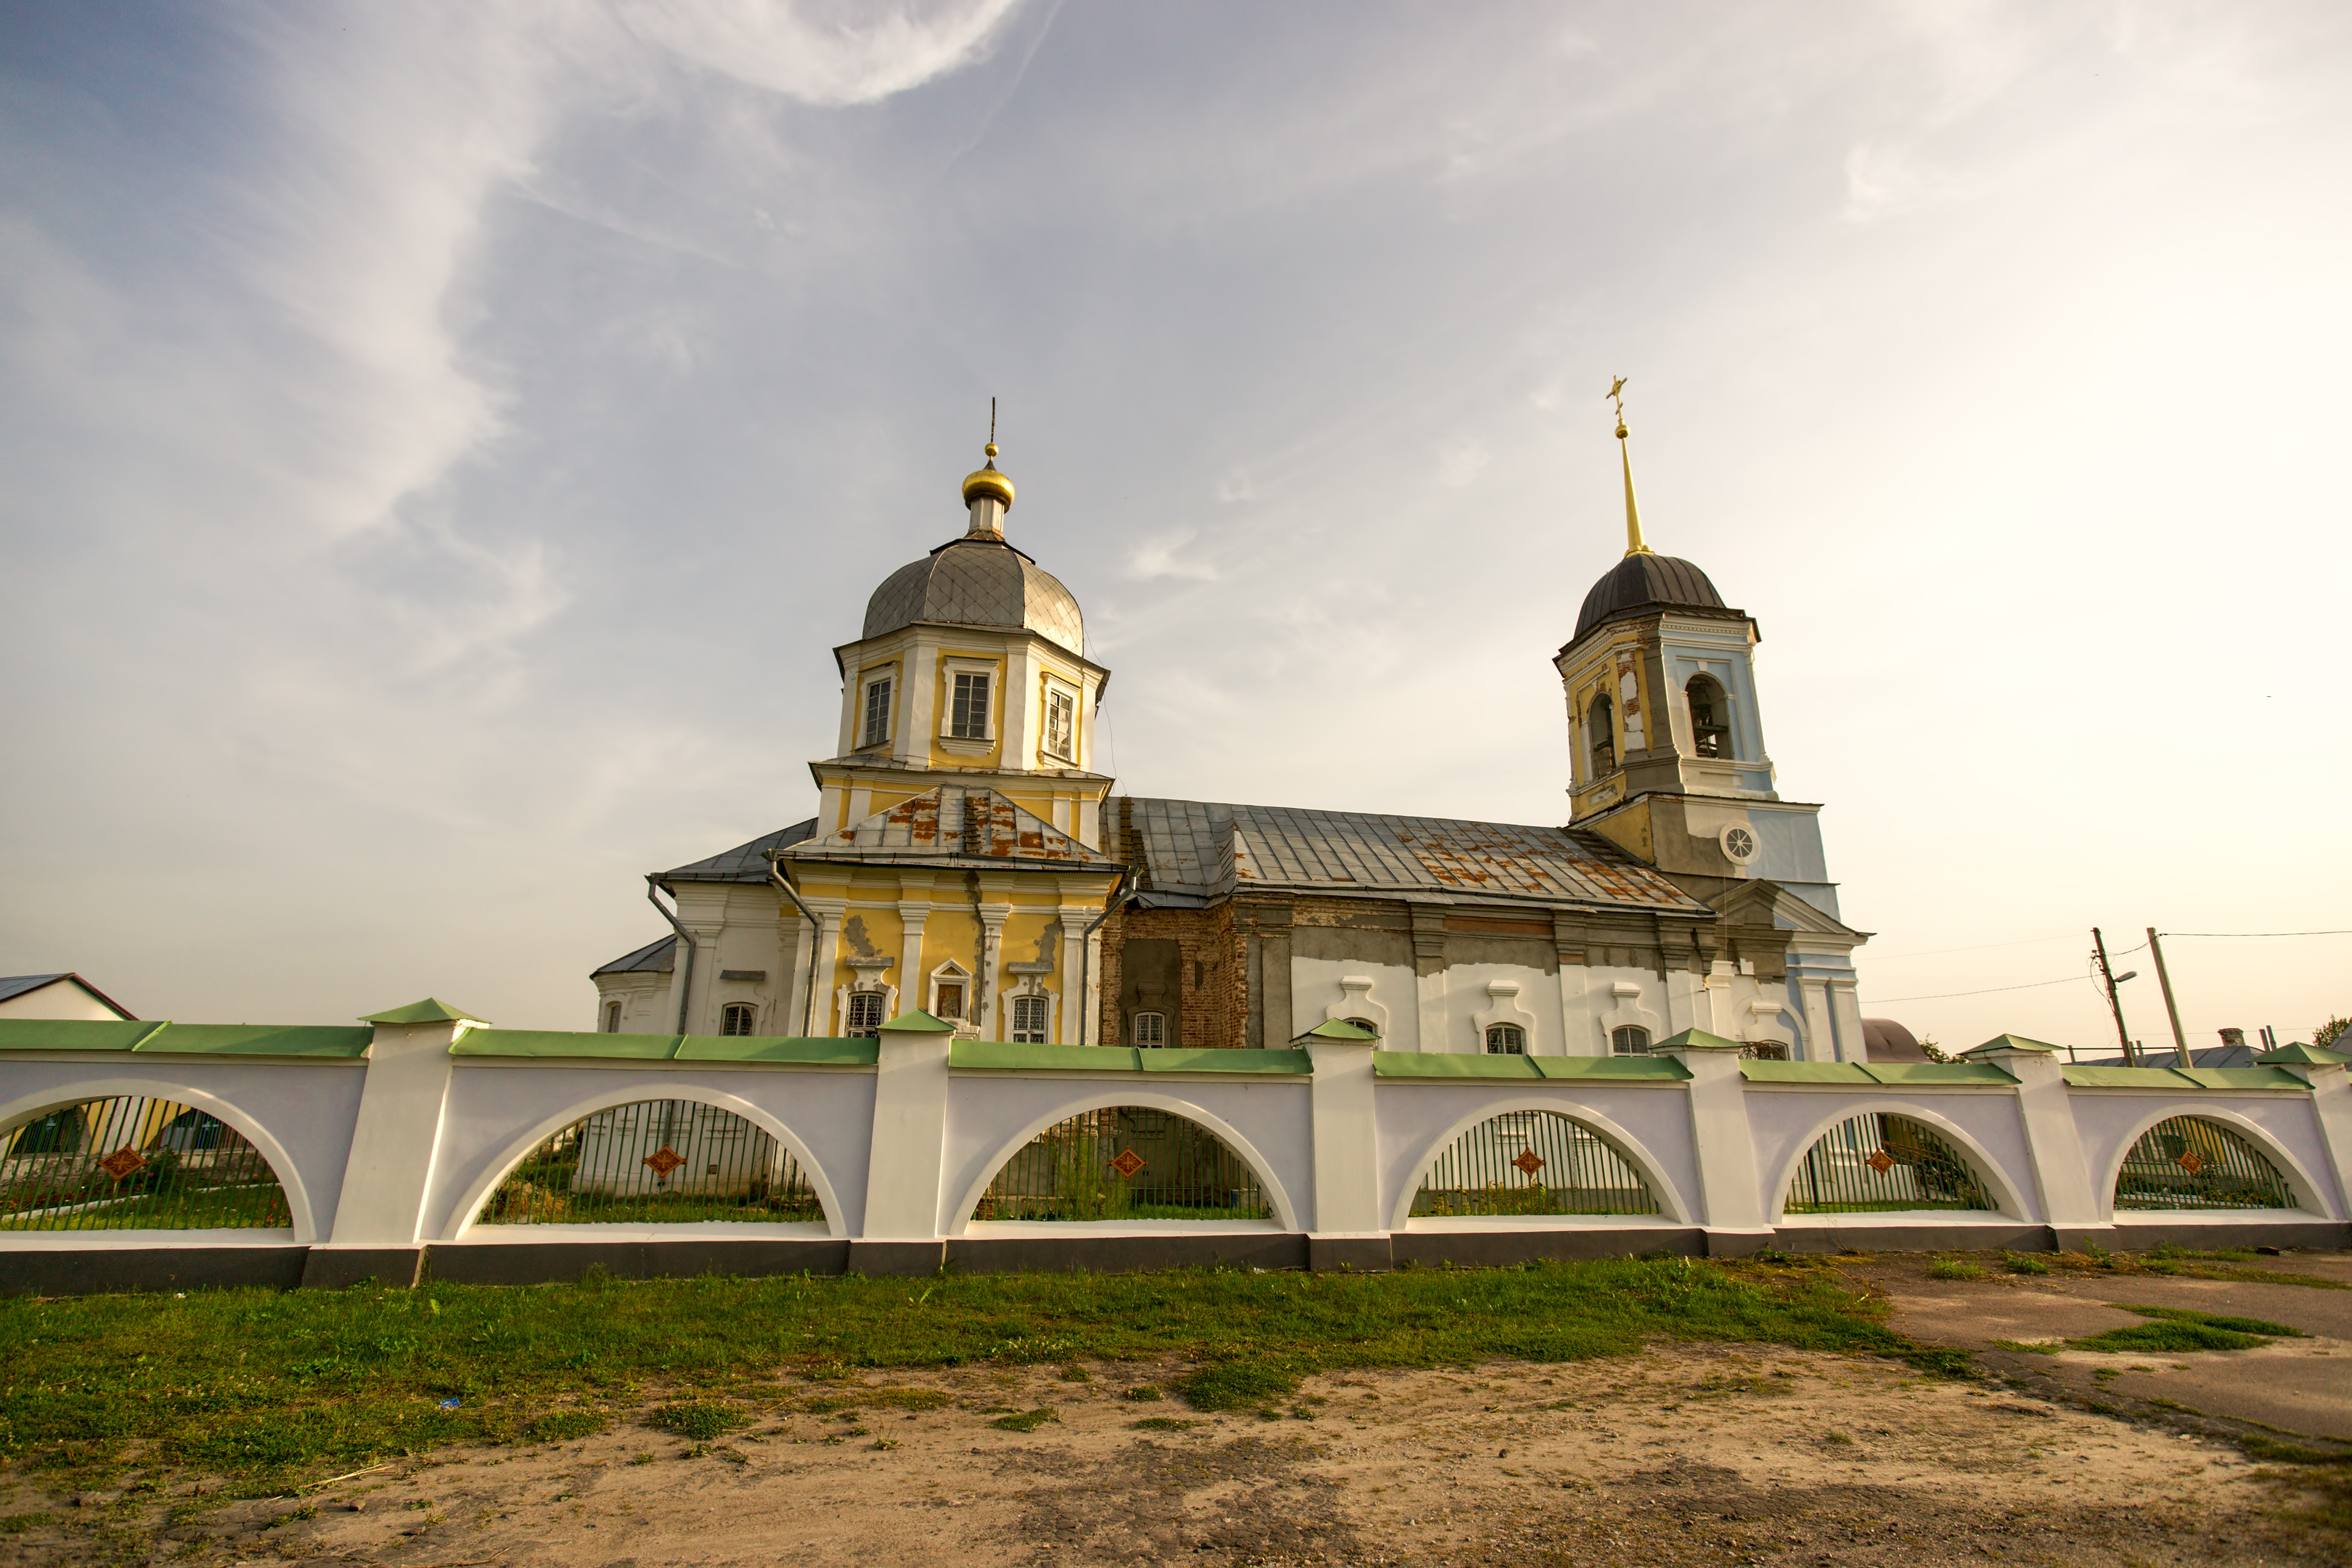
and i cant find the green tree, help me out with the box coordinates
[2316,1015,2349,1050]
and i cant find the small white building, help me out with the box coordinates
[0,973,134,1023]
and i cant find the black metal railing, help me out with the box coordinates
[1784,1112,1993,1213]
[2114,1116,2295,1211]
[476,1099,822,1225]
[1,1097,291,1231]
[971,1106,1267,1222]
[1410,1111,1659,1217]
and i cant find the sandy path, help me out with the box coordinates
[10,1338,2325,1568]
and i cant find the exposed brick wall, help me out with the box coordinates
[1098,903,1249,1050]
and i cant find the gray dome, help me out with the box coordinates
[862,537,1085,656]
[1569,553,1730,644]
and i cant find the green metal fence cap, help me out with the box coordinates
[362,998,487,1026]
[452,1029,680,1060]
[878,1009,957,1034]
[1295,1018,1379,1042]
[135,1024,374,1058]
[0,1018,165,1052]
[1741,1060,1875,1083]
[1532,1054,1689,1081]
[1654,1028,1742,1053]
[1371,1052,1542,1079]
[2257,1042,2350,1066]
[1963,1034,2062,1058]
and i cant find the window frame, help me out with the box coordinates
[1484,1024,1527,1055]
[1132,1010,1167,1048]
[859,671,895,748]
[602,999,622,1034]
[1587,691,1617,777]
[719,1002,759,1037]
[939,656,1000,745]
[1010,995,1050,1044]
[844,991,887,1037]
[1684,672,1732,761]
[1610,1025,1651,1056]
[1042,677,1078,763]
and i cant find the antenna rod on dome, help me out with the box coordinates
[1609,375,1652,558]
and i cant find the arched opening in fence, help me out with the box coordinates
[970,1107,1269,1222]
[1410,1111,1660,1217]
[1,1096,293,1231]
[475,1099,823,1225]
[2114,1116,2295,1212]
[1784,1112,1993,1214]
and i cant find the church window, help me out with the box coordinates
[1610,1026,1651,1055]
[1485,1024,1526,1055]
[1132,1010,1166,1047]
[1345,1016,1380,1039]
[1588,694,1617,777]
[720,1003,757,1037]
[1740,1040,1789,1061]
[844,991,886,1037]
[862,676,893,747]
[1011,995,1049,1042]
[1045,687,1075,760]
[602,999,622,1034]
[950,671,992,739]
[1686,674,1731,759]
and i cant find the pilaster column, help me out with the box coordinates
[801,899,846,1034]
[1304,1027,1389,1269]
[897,899,931,1016]
[852,1011,956,1274]
[1963,1036,2104,1248]
[1660,1027,1768,1253]
[979,900,1012,1035]
[1409,906,1447,1053]
[1826,979,1866,1063]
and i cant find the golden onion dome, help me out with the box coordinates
[961,442,1015,510]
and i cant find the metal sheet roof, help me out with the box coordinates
[591,934,678,978]
[1116,796,1709,913]
[661,818,820,883]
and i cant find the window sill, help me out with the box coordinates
[936,735,995,756]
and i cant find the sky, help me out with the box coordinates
[4,1,2348,1051]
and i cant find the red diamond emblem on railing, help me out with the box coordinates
[98,1147,146,1182]
[642,1146,686,1177]
[1866,1150,1896,1175]
[1511,1149,1545,1176]
[1108,1149,1147,1178]
[2175,1150,2206,1175]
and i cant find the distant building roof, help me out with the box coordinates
[591,935,678,979]
[0,972,136,1019]
[1861,1017,1928,1063]
[660,818,820,883]
[1114,796,1710,914]
[2074,1043,2258,1069]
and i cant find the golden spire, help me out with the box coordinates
[960,396,1014,530]
[1609,375,1651,558]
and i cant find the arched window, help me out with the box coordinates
[1484,1024,1526,1055]
[1412,1111,1659,1217]
[1344,1016,1381,1040]
[1587,693,1617,777]
[843,991,886,1037]
[1785,1113,1993,1213]
[719,1003,757,1037]
[971,1107,1267,1222]
[1,1097,291,1232]
[1610,1026,1651,1055]
[1010,995,1050,1043]
[1740,1040,1789,1061]
[477,1099,821,1225]
[1686,674,1731,759]
[2115,1117,2295,1210]
[1132,1010,1166,1047]
[602,999,622,1034]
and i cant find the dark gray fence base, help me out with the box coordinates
[0,1246,310,1296]
[5,1217,2345,1295]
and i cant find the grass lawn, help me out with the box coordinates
[0,1256,1953,1493]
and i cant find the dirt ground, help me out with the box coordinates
[4,1256,2347,1567]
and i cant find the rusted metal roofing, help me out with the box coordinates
[1116,797,1707,914]
[790,785,1119,869]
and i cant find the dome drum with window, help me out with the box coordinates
[1412,1111,1660,1217]
[972,1107,1265,1222]
[3,1096,292,1231]
[1784,1114,1993,1214]
[478,1099,822,1225]
[2115,1117,2295,1211]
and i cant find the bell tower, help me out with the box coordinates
[1553,383,1840,923]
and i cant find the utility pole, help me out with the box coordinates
[2147,927,2191,1069]
[2092,927,2139,1066]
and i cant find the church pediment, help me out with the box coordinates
[1708,878,1867,941]
[790,785,1114,867]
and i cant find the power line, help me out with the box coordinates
[2163,929,2352,939]
[1863,975,2091,1004]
